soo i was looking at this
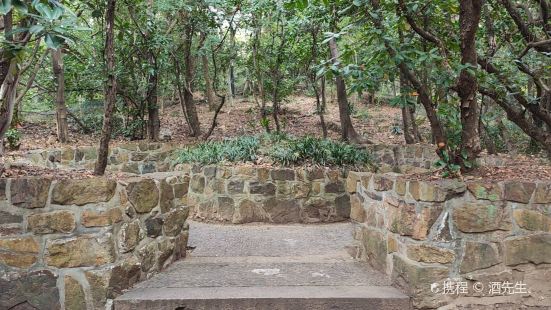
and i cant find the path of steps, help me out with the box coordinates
[115,221,411,310]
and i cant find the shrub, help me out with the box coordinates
[175,134,372,168]
[5,128,21,150]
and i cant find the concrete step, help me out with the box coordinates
[114,221,411,310]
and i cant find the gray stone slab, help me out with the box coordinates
[114,286,412,310]
[188,221,356,257]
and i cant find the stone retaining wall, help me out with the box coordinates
[22,142,178,175]
[177,164,351,224]
[347,171,551,309]
[0,173,190,310]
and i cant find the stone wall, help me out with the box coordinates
[0,173,190,310]
[347,171,551,309]
[177,164,351,224]
[22,142,178,175]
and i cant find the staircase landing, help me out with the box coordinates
[114,221,411,310]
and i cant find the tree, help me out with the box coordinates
[95,0,117,176]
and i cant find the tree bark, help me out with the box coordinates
[94,0,117,176]
[328,38,365,144]
[201,34,216,111]
[457,0,483,162]
[182,24,201,136]
[51,48,69,143]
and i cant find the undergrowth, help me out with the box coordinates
[174,134,372,168]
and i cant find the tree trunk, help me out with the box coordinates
[94,0,117,176]
[457,0,483,162]
[51,49,69,143]
[328,38,365,144]
[146,58,160,141]
[201,36,216,111]
[182,26,201,136]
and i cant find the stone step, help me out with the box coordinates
[115,221,411,310]
[114,285,411,310]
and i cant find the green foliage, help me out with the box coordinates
[5,128,21,150]
[175,134,372,168]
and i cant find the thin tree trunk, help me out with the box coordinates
[457,0,483,162]
[94,0,117,176]
[201,34,216,111]
[146,0,160,141]
[51,48,69,143]
[328,38,366,144]
[182,25,201,136]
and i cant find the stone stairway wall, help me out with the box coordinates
[347,171,551,309]
[0,173,190,310]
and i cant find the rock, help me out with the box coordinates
[64,276,86,310]
[130,152,148,161]
[210,179,226,194]
[121,162,140,174]
[227,180,245,194]
[409,180,466,202]
[264,198,301,223]
[334,194,351,220]
[0,236,39,268]
[27,211,76,234]
[157,237,175,268]
[257,167,270,182]
[137,242,158,272]
[0,210,22,224]
[361,227,387,270]
[10,178,51,209]
[163,207,189,237]
[407,244,455,264]
[85,270,110,309]
[395,178,406,196]
[233,199,267,224]
[108,257,142,298]
[249,182,276,195]
[173,231,189,261]
[325,182,345,194]
[126,178,159,213]
[0,270,60,310]
[391,254,449,309]
[350,194,366,223]
[533,183,551,204]
[504,233,551,266]
[373,174,394,191]
[118,220,143,253]
[52,178,117,206]
[346,172,364,194]
[386,200,441,240]
[159,180,175,213]
[203,166,217,178]
[0,179,6,200]
[502,181,536,203]
[271,169,295,181]
[234,166,256,177]
[173,177,190,198]
[82,208,123,227]
[217,196,235,221]
[460,241,501,274]
[387,235,398,253]
[306,168,325,181]
[190,175,206,193]
[467,182,501,201]
[145,216,164,237]
[302,198,331,223]
[141,162,157,174]
[453,202,511,233]
[45,235,115,268]
[513,209,551,232]
[292,183,311,199]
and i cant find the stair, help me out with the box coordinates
[114,222,411,310]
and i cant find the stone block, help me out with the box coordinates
[325,181,345,194]
[513,208,551,232]
[502,181,536,203]
[126,178,159,213]
[334,194,351,220]
[118,220,144,253]
[64,276,86,310]
[130,152,148,161]
[407,244,455,264]
[27,211,76,234]
[0,270,60,310]
[82,208,123,227]
[10,178,51,209]
[271,169,295,181]
[460,241,501,274]
[452,202,511,233]
[228,180,245,194]
[163,207,189,237]
[504,233,551,266]
[361,227,387,270]
[264,198,300,223]
[233,199,267,224]
[45,235,115,268]
[108,257,141,298]
[386,201,441,240]
[249,181,276,195]
[409,180,466,202]
[138,242,158,272]
[145,216,164,237]
[217,196,235,221]
[373,174,394,191]
[302,198,331,223]
[533,182,551,204]
[467,182,501,201]
[159,179,175,213]
[0,236,39,268]
[350,194,366,223]
[0,210,22,224]
[84,270,110,309]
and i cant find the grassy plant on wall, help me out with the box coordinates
[174,134,373,169]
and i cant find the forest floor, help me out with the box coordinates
[4,94,551,181]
